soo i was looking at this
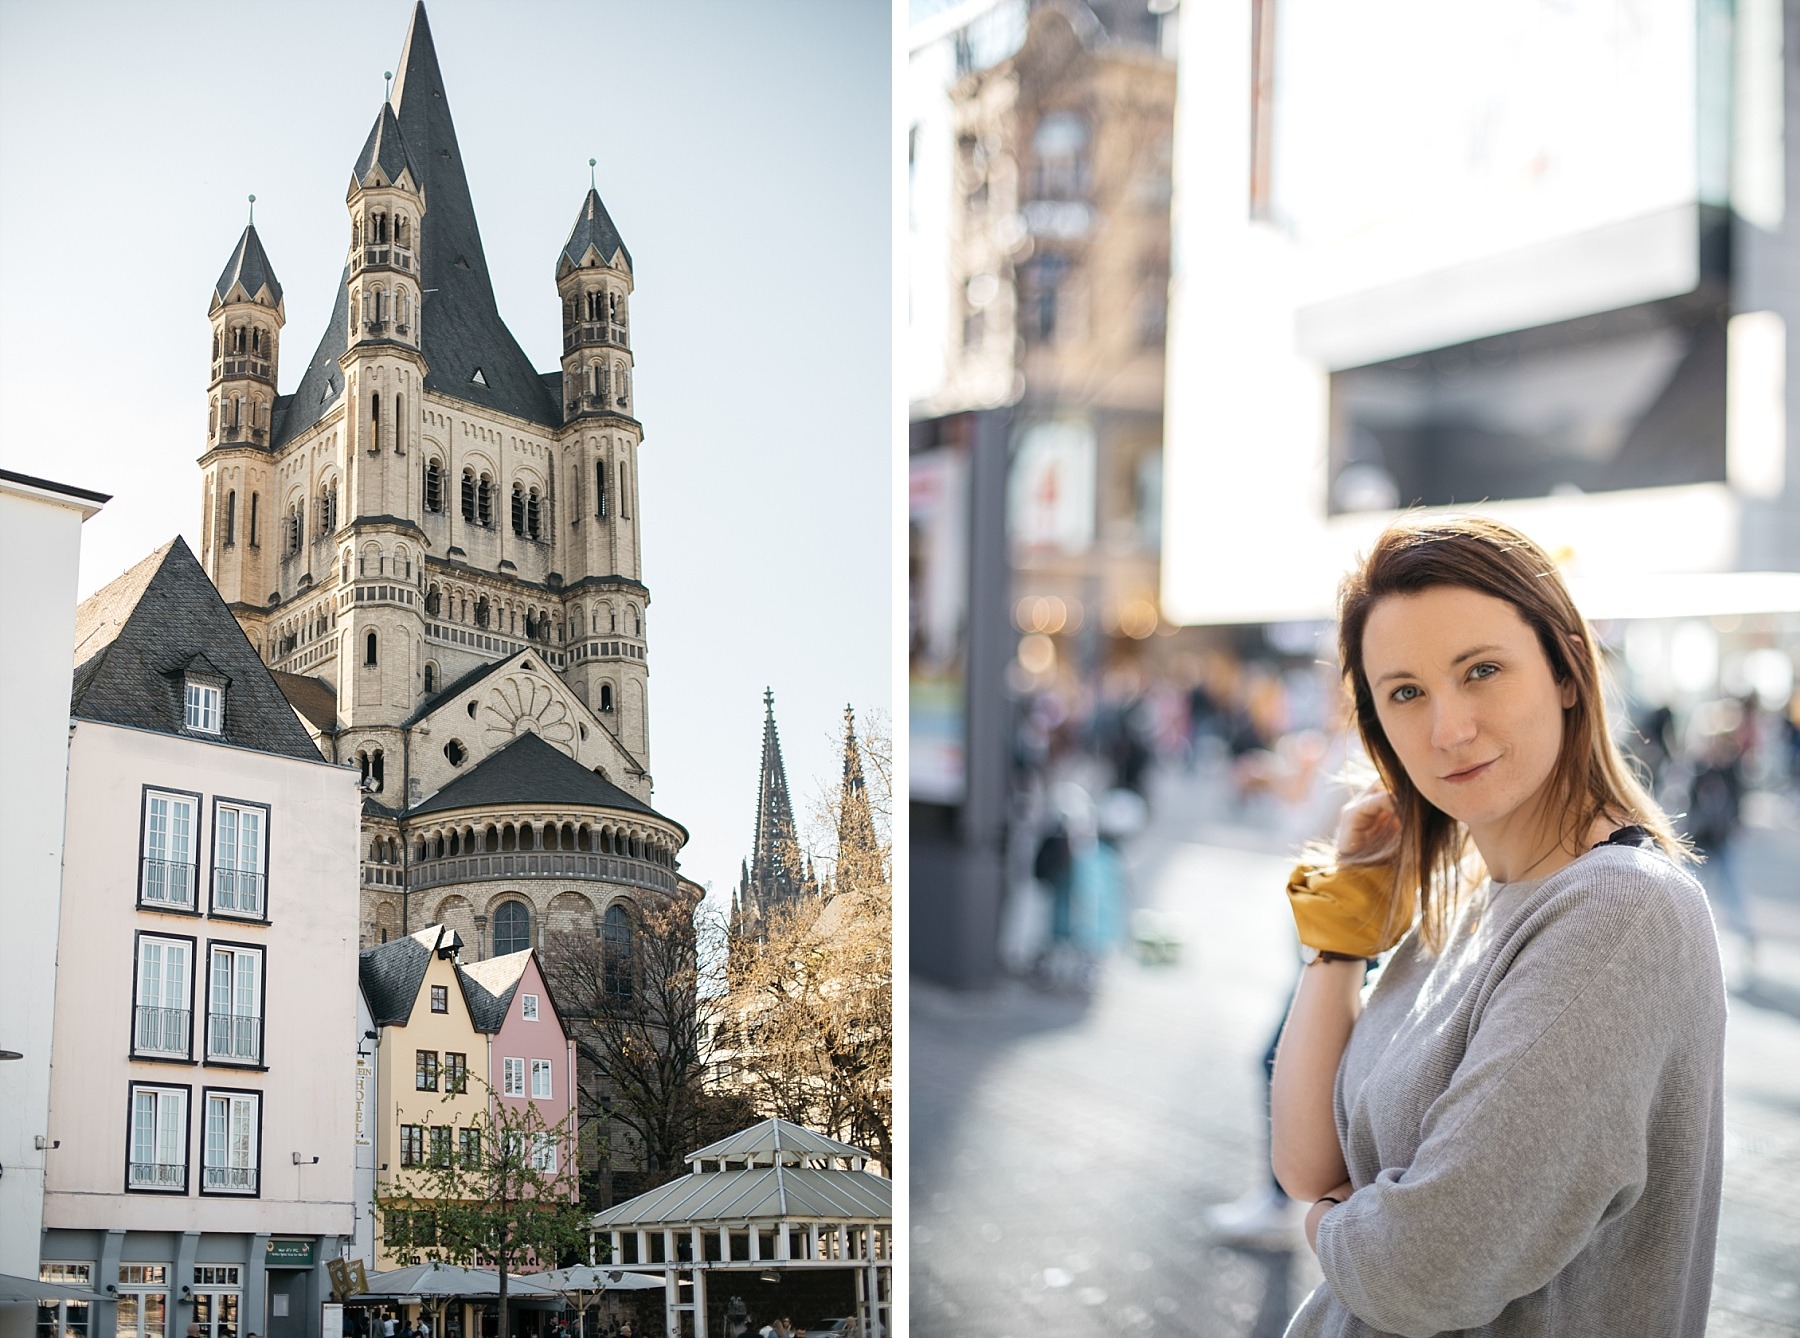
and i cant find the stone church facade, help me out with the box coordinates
[197,2,692,955]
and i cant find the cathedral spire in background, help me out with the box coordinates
[733,689,811,940]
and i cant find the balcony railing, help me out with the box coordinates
[141,859,196,909]
[212,868,265,917]
[135,1006,192,1056]
[128,1161,185,1190]
[409,850,677,895]
[202,1164,259,1193]
[207,1012,262,1064]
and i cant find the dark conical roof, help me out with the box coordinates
[214,224,283,308]
[352,99,419,188]
[274,2,560,447]
[558,186,632,276]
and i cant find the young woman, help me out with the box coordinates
[1273,517,1726,1336]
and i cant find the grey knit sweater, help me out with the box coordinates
[1285,843,1726,1338]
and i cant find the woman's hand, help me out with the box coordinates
[1335,783,1399,864]
[1305,1178,1354,1253]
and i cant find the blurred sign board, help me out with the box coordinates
[1008,419,1095,555]
[911,428,970,803]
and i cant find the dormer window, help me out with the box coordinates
[185,679,223,734]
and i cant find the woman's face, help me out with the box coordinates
[1362,585,1574,843]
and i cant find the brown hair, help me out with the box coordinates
[1337,514,1686,950]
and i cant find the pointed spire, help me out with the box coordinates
[277,2,557,447]
[352,99,419,189]
[558,182,633,276]
[213,219,284,311]
[835,706,882,894]
[741,688,806,932]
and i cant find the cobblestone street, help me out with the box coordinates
[911,766,1800,1336]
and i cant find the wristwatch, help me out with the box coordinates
[1300,945,1369,966]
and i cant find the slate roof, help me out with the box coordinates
[458,949,531,1030]
[358,929,438,1027]
[70,540,322,763]
[408,731,675,828]
[558,187,632,275]
[214,223,283,307]
[353,100,419,187]
[271,669,339,734]
[274,3,559,446]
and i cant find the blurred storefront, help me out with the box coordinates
[1161,0,1800,643]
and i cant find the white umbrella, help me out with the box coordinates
[363,1264,559,1299]
[518,1268,663,1293]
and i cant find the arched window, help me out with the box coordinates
[396,215,410,248]
[603,903,633,999]
[461,469,476,521]
[395,394,404,454]
[526,490,541,539]
[475,597,489,629]
[233,326,246,354]
[249,493,259,548]
[620,463,630,518]
[493,900,531,956]
[224,490,236,546]
[599,683,614,713]
[477,475,493,527]
[365,631,378,667]
[424,662,437,694]
[359,748,385,792]
[425,459,443,513]
[370,393,380,452]
[425,585,441,617]
[595,461,608,518]
[511,482,526,535]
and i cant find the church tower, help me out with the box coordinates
[732,690,816,944]
[197,2,693,954]
[556,176,650,760]
[199,210,284,628]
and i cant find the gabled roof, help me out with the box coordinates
[457,949,531,1031]
[357,926,442,1027]
[352,100,420,189]
[272,670,339,734]
[277,2,558,447]
[557,187,632,276]
[403,649,519,726]
[70,540,322,763]
[213,223,283,308]
[408,731,675,829]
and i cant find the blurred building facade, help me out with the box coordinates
[912,0,1178,671]
[1161,0,1800,713]
[909,0,1178,985]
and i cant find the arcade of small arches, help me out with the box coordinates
[423,578,571,646]
[404,816,679,869]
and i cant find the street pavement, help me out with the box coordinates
[910,763,1800,1336]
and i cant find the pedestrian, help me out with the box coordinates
[383,1314,398,1338]
[417,1318,431,1338]
[1272,515,1725,1335]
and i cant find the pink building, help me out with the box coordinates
[460,952,578,1172]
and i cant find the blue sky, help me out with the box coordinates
[0,0,894,908]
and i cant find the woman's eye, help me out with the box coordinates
[1469,662,1500,681]
[1389,684,1421,703]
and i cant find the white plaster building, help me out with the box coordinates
[0,469,107,1338]
[40,539,360,1338]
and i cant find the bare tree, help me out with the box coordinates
[543,891,757,1194]
[727,709,892,1168]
